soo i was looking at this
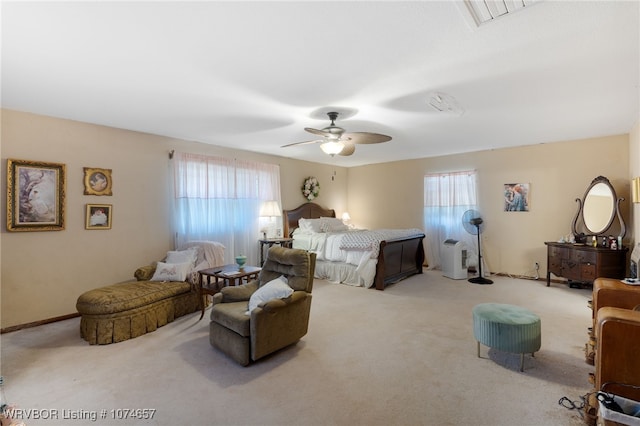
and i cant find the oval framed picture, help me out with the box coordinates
[83,167,112,196]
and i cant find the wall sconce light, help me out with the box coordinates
[632,176,640,203]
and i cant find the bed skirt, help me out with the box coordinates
[314,259,377,288]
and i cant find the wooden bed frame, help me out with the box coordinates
[283,203,425,290]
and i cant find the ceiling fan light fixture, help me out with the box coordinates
[282,110,391,157]
[320,141,345,156]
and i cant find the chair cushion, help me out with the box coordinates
[260,247,314,292]
[76,281,192,315]
[211,301,251,337]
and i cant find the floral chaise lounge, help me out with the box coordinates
[76,241,225,345]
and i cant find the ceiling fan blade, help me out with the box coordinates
[305,127,330,137]
[306,126,345,138]
[281,139,322,148]
[339,142,356,156]
[343,132,392,144]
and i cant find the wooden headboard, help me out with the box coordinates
[283,202,336,237]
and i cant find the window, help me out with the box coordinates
[423,170,478,269]
[173,152,281,265]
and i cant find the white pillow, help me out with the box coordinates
[246,276,292,314]
[298,218,324,233]
[166,248,198,268]
[292,227,310,236]
[320,217,349,232]
[150,261,191,282]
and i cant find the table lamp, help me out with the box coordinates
[260,200,282,238]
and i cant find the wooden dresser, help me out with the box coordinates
[544,242,627,287]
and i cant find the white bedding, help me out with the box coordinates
[292,227,424,288]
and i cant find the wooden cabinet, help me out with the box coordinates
[596,308,640,404]
[582,280,640,422]
[544,242,627,287]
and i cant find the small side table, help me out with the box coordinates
[197,265,261,320]
[259,238,293,265]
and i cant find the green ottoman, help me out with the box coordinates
[472,303,541,371]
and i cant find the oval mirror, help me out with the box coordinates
[583,182,615,234]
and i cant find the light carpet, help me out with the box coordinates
[1,270,594,426]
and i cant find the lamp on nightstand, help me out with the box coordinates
[260,200,282,238]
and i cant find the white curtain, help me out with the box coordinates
[423,171,478,270]
[173,152,281,266]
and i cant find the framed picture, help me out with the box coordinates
[83,167,112,196]
[85,204,112,230]
[6,159,66,232]
[504,183,530,212]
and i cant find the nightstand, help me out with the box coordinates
[259,238,293,265]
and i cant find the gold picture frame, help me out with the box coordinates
[85,204,112,230]
[6,158,66,232]
[633,176,640,204]
[83,167,112,196]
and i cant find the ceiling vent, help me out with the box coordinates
[427,92,465,116]
[457,0,540,28]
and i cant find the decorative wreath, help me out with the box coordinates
[302,177,320,201]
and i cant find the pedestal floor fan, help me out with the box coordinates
[462,209,493,285]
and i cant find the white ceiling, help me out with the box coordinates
[2,1,639,167]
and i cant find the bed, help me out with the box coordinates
[283,203,425,290]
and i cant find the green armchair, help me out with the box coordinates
[209,246,317,366]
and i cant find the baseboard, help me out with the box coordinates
[493,272,541,281]
[492,273,574,286]
[1,313,80,334]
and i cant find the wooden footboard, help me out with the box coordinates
[373,234,425,290]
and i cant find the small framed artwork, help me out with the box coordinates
[83,167,112,196]
[6,158,66,232]
[504,183,530,212]
[86,204,112,230]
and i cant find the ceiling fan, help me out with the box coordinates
[281,111,392,156]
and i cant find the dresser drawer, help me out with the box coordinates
[562,259,581,280]
[549,245,568,259]
[581,263,597,281]
[571,249,596,263]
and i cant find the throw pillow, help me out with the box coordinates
[246,276,292,314]
[150,261,191,282]
[320,217,349,232]
[166,248,198,268]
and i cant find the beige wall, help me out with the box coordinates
[0,110,347,328]
[348,135,631,277]
[1,109,637,329]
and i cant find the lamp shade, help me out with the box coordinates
[341,212,351,221]
[260,200,282,217]
[320,141,345,156]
